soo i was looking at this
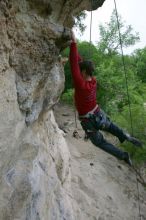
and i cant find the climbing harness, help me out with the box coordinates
[113,0,143,219]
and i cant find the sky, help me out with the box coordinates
[74,0,146,54]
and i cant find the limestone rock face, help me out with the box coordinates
[0,0,105,219]
[1,0,105,125]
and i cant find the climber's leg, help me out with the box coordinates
[81,119,125,160]
[95,110,142,147]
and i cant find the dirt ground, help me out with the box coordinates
[54,102,146,220]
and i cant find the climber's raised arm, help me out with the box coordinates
[69,30,84,89]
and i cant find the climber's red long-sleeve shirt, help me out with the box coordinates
[69,42,100,115]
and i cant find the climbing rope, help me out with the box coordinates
[89,0,93,59]
[89,8,92,45]
[113,0,133,135]
[72,83,79,138]
[113,1,142,219]
[133,166,143,220]
[73,106,80,138]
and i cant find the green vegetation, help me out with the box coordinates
[98,9,140,54]
[61,10,146,166]
[61,88,74,105]
[75,11,87,34]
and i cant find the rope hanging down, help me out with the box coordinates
[113,1,142,220]
[88,0,93,60]
[113,0,134,135]
[89,1,93,45]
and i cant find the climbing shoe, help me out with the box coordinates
[125,134,143,147]
[123,152,133,167]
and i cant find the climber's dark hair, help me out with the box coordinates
[79,60,95,76]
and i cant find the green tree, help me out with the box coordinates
[97,9,140,54]
[133,47,146,83]
[75,11,87,34]
[95,54,144,113]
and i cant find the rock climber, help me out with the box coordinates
[69,30,142,166]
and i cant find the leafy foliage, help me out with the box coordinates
[74,11,87,34]
[61,88,74,105]
[97,9,140,54]
[112,105,146,165]
[132,47,146,83]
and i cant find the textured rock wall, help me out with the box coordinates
[0,0,105,219]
